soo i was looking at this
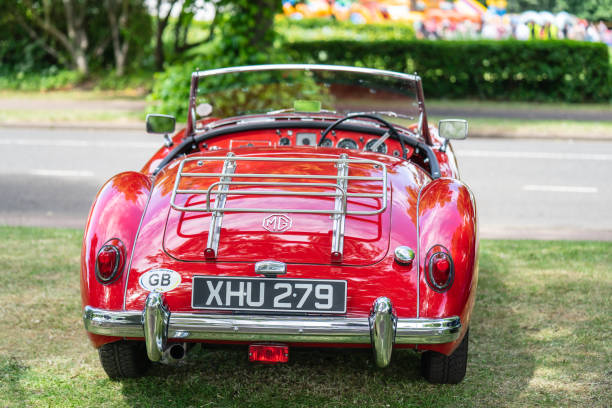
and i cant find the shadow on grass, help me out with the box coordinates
[0,356,30,406]
[117,247,536,408]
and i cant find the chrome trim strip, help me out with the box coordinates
[194,64,420,83]
[369,297,395,368]
[83,306,460,345]
[415,181,429,319]
[205,152,236,258]
[122,175,156,310]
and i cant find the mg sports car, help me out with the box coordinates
[81,64,478,384]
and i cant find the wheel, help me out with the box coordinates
[98,340,150,379]
[421,329,469,384]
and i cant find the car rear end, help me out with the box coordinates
[83,149,467,372]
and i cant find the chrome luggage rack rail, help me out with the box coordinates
[170,153,388,262]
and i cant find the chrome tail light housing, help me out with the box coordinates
[425,245,454,292]
[95,238,125,284]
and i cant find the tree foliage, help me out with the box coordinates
[0,0,150,76]
[0,9,58,74]
[555,0,612,22]
[151,0,217,71]
[506,0,612,21]
[149,0,283,119]
[1,0,281,75]
[215,0,281,65]
[506,0,556,13]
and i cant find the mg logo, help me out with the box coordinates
[263,214,292,233]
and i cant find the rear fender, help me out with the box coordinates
[417,178,478,355]
[80,171,152,347]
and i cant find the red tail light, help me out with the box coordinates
[95,239,125,284]
[249,344,289,364]
[426,246,454,292]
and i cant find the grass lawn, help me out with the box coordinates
[0,90,146,125]
[0,226,610,407]
[428,116,612,139]
[427,99,612,114]
[427,99,612,139]
[0,109,144,125]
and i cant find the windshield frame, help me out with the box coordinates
[186,64,432,145]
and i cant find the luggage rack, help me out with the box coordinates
[169,152,388,263]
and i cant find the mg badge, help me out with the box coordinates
[263,214,292,233]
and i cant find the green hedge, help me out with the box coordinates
[276,17,416,41]
[286,40,611,102]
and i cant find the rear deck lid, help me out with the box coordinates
[162,151,392,265]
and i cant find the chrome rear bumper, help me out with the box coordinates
[83,294,461,367]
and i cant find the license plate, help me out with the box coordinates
[192,276,346,313]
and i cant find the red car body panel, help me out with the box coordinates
[416,178,478,353]
[81,171,152,347]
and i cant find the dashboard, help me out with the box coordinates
[202,128,409,159]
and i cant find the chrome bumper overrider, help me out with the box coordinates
[83,294,461,368]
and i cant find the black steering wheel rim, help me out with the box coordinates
[317,113,407,159]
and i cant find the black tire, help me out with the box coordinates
[421,329,469,384]
[98,341,150,379]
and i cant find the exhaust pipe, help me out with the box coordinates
[161,343,190,364]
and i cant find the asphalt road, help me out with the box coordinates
[1,127,610,240]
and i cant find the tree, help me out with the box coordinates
[151,0,219,71]
[173,0,219,54]
[148,0,283,120]
[11,0,95,75]
[0,9,59,73]
[105,0,152,76]
[216,0,281,65]
[506,0,556,13]
[554,0,612,22]
[3,0,152,76]
[105,0,130,76]
[152,0,176,71]
[506,0,612,21]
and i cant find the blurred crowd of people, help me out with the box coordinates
[415,11,612,45]
[283,0,612,46]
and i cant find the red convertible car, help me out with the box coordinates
[81,64,478,384]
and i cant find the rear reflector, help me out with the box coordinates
[248,344,289,364]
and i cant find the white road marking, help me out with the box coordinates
[0,139,159,149]
[29,169,94,178]
[523,185,598,193]
[457,150,612,161]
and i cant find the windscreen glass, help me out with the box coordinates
[194,67,421,127]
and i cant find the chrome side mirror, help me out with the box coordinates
[439,119,468,140]
[146,114,176,135]
[438,119,468,152]
[146,114,176,147]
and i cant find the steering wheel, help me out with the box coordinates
[317,113,407,158]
